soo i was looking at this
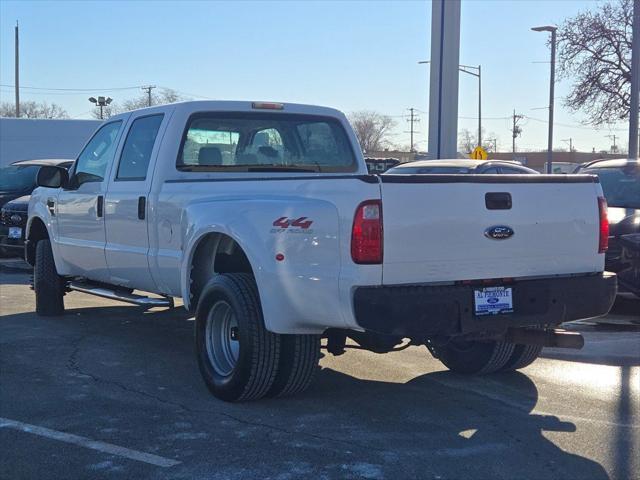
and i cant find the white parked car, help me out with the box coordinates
[26,101,616,402]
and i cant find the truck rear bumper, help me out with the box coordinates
[353,272,617,337]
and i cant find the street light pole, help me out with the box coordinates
[478,64,481,148]
[628,0,640,159]
[532,25,557,174]
[89,96,113,120]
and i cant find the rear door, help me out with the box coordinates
[379,175,603,285]
[56,120,125,281]
[104,113,166,292]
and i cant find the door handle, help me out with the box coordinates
[47,199,55,216]
[138,196,146,220]
[97,195,104,218]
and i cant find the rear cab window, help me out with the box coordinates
[177,112,357,173]
[116,114,164,181]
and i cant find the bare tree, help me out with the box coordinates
[458,129,476,153]
[0,100,68,119]
[458,127,496,152]
[557,0,632,125]
[349,111,396,152]
[90,104,120,120]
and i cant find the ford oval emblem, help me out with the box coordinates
[485,225,514,240]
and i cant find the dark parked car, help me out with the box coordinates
[575,159,640,297]
[0,159,73,256]
[384,159,539,175]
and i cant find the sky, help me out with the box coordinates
[0,0,630,153]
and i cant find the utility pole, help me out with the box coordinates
[562,138,573,152]
[487,138,498,152]
[15,21,19,118]
[142,85,156,107]
[606,134,618,153]
[512,110,523,153]
[406,108,421,152]
[629,0,640,159]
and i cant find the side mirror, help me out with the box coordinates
[36,165,69,189]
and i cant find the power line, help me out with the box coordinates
[524,115,627,132]
[460,115,510,120]
[0,83,143,92]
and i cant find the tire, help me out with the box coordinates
[433,339,515,374]
[34,239,65,316]
[501,344,543,371]
[195,273,280,402]
[267,334,321,398]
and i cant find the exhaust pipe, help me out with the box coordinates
[506,328,584,349]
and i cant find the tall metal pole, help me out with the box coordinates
[629,0,640,159]
[15,21,20,118]
[547,29,556,173]
[478,64,482,148]
[427,0,461,159]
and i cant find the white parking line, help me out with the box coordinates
[0,417,181,468]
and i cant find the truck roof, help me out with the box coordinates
[110,100,346,120]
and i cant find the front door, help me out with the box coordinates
[56,120,124,281]
[104,113,166,292]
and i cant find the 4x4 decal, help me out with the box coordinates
[271,216,314,234]
[272,216,313,229]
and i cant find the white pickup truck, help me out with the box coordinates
[27,101,616,402]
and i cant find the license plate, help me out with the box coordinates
[474,286,513,316]
[8,227,22,239]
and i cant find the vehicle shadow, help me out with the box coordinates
[0,302,620,479]
[302,367,611,479]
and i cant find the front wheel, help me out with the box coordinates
[431,339,515,374]
[34,239,65,316]
[195,273,280,402]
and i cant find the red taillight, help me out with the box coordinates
[598,196,609,253]
[351,200,383,264]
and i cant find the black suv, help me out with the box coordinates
[0,159,73,256]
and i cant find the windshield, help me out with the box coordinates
[387,166,472,174]
[589,166,640,209]
[177,112,356,173]
[0,165,39,191]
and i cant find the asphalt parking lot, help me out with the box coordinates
[1,260,638,480]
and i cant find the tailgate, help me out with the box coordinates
[380,175,603,285]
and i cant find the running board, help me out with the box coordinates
[68,282,173,308]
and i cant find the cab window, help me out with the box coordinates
[74,121,122,185]
[116,115,164,180]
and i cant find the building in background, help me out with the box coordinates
[0,118,101,167]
